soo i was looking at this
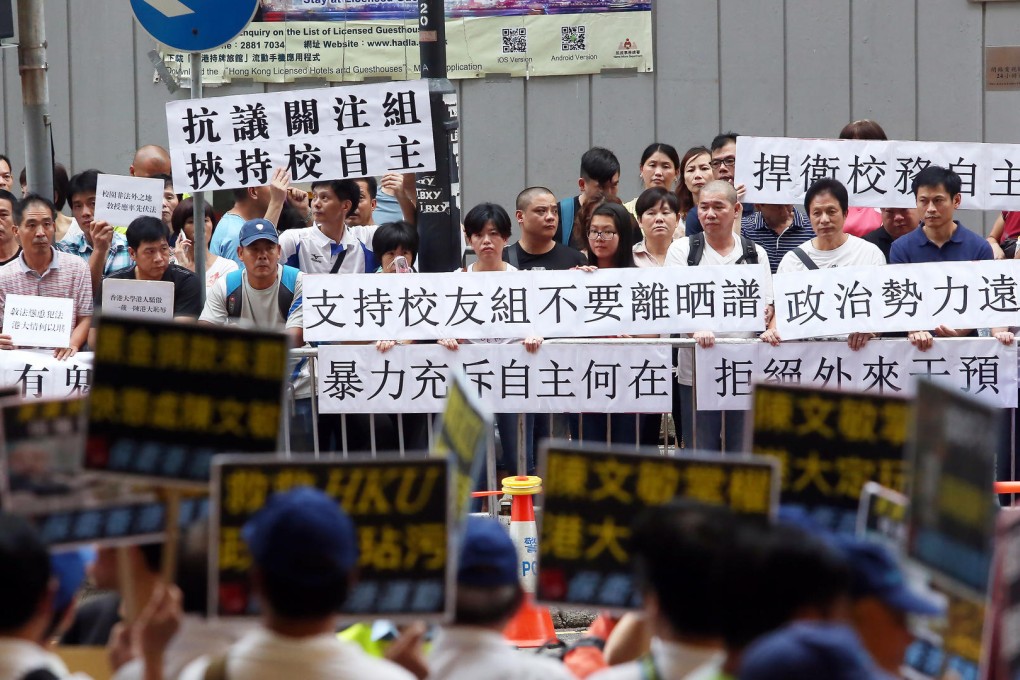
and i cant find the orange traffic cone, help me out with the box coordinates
[501,475,558,648]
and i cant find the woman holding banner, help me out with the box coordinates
[433,203,544,480]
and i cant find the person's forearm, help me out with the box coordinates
[70,317,91,351]
[398,174,417,224]
[265,196,284,227]
[89,248,108,295]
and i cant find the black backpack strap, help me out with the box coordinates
[507,244,521,269]
[735,235,758,264]
[792,246,819,270]
[687,232,705,266]
[329,246,349,273]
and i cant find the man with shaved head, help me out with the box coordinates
[130,145,171,178]
[665,180,771,453]
[503,186,586,271]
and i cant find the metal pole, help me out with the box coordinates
[17,0,52,202]
[416,0,460,273]
[190,52,207,305]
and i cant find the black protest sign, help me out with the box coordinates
[907,380,999,596]
[856,481,908,550]
[750,382,908,534]
[211,455,453,621]
[537,441,778,610]
[0,397,208,547]
[432,372,491,517]
[85,318,289,485]
[904,586,986,680]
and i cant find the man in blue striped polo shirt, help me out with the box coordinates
[740,203,815,273]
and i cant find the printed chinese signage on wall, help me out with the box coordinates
[165,81,435,193]
[537,440,778,610]
[736,137,1020,210]
[85,318,289,486]
[749,383,909,535]
[211,455,454,621]
[161,1,653,84]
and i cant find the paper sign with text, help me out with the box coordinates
[3,294,73,349]
[856,482,908,551]
[85,318,289,486]
[94,174,164,228]
[101,279,175,321]
[537,440,778,610]
[750,383,909,535]
[166,81,436,193]
[211,455,454,622]
[317,343,673,414]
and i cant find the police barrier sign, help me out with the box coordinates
[537,441,778,610]
[0,397,207,548]
[85,318,289,486]
[750,383,909,535]
[907,381,1000,597]
[210,455,454,622]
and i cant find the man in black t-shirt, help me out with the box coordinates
[0,189,21,265]
[504,187,587,271]
[863,206,920,262]
[102,216,202,319]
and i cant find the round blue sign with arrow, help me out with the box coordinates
[130,0,259,53]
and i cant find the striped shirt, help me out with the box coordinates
[0,248,94,327]
[740,209,815,273]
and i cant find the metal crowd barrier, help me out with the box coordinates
[280,338,1019,495]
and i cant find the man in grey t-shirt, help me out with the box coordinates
[199,218,303,345]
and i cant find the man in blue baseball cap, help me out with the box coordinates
[837,538,945,676]
[179,487,414,680]
[738,621,883,680]
[427,516,574,679]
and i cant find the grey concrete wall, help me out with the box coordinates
[2,0,1019,231]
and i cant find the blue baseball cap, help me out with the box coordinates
[241,487,357,583]
[836,537,945,617]
[458,516,519,588]
[238,218,280,247]
[740,622,881,680]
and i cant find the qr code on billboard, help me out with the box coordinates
[561,26,586,51]
[502,27,527,54]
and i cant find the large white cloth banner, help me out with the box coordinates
[316,344,674,414]
[0,350,92,400]
[303,265,770,342]
[165,81,435,193]
[695,339,1017,410]
[773,261,1020,341]
[736,136,1020,210]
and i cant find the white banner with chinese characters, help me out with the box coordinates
[315,343,673,414]
[303,265,770,342]
[773,261,1020,340]
[165,81,435,194]
[736,136,1020,210]
[695,339,1017,410]
[0,350,92,400]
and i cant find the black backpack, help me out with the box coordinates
[686,232,758,266]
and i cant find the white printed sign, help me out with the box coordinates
[165,81,435,193]
[736,136,1020,210]
[695,339,1017,410]
[0,350,92,399]
[303,265,771,342]
[3,295,73,348]
[316,343,674,414]
[94,174,164,228]
[101,279,175,321]
[773,261,1020,340]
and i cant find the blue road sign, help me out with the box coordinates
[130,0,259,53]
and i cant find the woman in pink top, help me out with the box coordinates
[838,119,885,237]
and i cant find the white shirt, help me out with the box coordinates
[199,265,304,331]
[0,638,92,679]
[113,615,252,680]
[589,638,723,680]
[205,256,239,290]
[665,236,773,385]
[179,628,415,680]
[454,263,518,344]
[427,627,575,680]
[280,224,379,274]
[775,233,886,272]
